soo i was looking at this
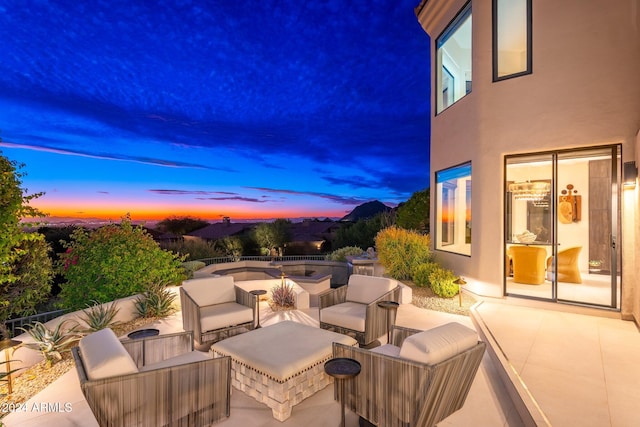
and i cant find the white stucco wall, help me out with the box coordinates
[417,0,640,310]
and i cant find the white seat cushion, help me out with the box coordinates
[182,276,236,306]
[139,350,211,372]
[370,344,401,357]
[320,302,367,332]
[78,328,138,380]
[200,302,253,332]
[346,274,397,304]
[399,322,478,365]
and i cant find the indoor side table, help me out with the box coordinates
[250,289,267,328]
[377,300,400,344]
[324,357,361,427]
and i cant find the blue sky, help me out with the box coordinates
[0,0,430,221]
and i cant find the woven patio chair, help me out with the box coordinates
[72,328,231,427]
[332,323,486,427]
[319,274,401,346]
[180,275,255,345]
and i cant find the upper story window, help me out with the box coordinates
[493,0,532,81]
[436,2,472,114]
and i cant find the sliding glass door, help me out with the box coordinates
[504,146,621,309]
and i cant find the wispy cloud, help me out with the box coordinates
[148,189,271,203]
[248,186,369,205]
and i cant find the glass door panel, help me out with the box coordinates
[555,147,620,308]
[505,154,554,300]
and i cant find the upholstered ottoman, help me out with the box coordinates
[210,320,357,421]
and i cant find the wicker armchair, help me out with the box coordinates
[319,274,401,346]
[72,329,231,427]
[180,276,255,345]
[332,324,486,427]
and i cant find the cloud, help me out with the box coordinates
[248,186,370,205]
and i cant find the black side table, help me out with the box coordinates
[250,289,267,328]
[324,357,361,427]
[377,300,400,344]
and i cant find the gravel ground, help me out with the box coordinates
[406,280,476,316]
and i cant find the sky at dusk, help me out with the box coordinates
[0,0,431,222]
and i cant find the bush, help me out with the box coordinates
[428,266,459,298]
[375,226,432,280]
[182,261,206,279]
[58,215,186,310]
[161,239,221,261]
[270,281,296,309]
[325,246,364,262]
[412,262,439,287]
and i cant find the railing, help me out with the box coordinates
[197,255,327,266]
[5,309,68,337]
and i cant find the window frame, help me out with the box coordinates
[492,0,532,82]
[435,1,472,115]
[435,161,472,257]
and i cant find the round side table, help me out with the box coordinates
[324,357,361,427]
[249,289,267,328]
[377,300,400,344]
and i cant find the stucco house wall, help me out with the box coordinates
[416,0,640,317]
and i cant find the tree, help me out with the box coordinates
[332,213,388,250]
[253,219,291,256]
[156,216,209,235]
[396,188,430,233]
[214,236,243,261]
[58,215,186,310]
[0,149,53,324]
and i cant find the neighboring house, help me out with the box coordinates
[285,219,341,255]
[185,217,258,242]
[415,1,640,322]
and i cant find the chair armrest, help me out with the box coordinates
[389,325,423,347]
[121,331,194,368]
[77,353,231,426]
[235,286,257,317]
[362,286,401,345]
[180,287,202,340]
[319,285,348,310]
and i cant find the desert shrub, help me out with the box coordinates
[375,226,432,280]
[19,320,82,367]
[57,215,186,310]
[412,262,439,287]
[325,246,364,262]
[161,238,221,261]
[428,266,459,298]
[270,282,295,309]
[134,283,177,318]
[182,260,206,279]
[80,300,120,332]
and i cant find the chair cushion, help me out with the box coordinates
[399,322,478,365]
[370,344,401,357]
[346,274,397,304]
[182,276,236,306]
[78,328,138,380]
[320,302,367,332]
[139,350,211,372]
[200,302,254,332]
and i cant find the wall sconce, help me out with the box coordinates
[623,161,637,188]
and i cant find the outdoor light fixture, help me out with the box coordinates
[508,180,551,201]
[454,277,467,307]
[623,161,637,188]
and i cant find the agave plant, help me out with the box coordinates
[19,320,82,368]
[134,283,176,318]
[79,300,121,332]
